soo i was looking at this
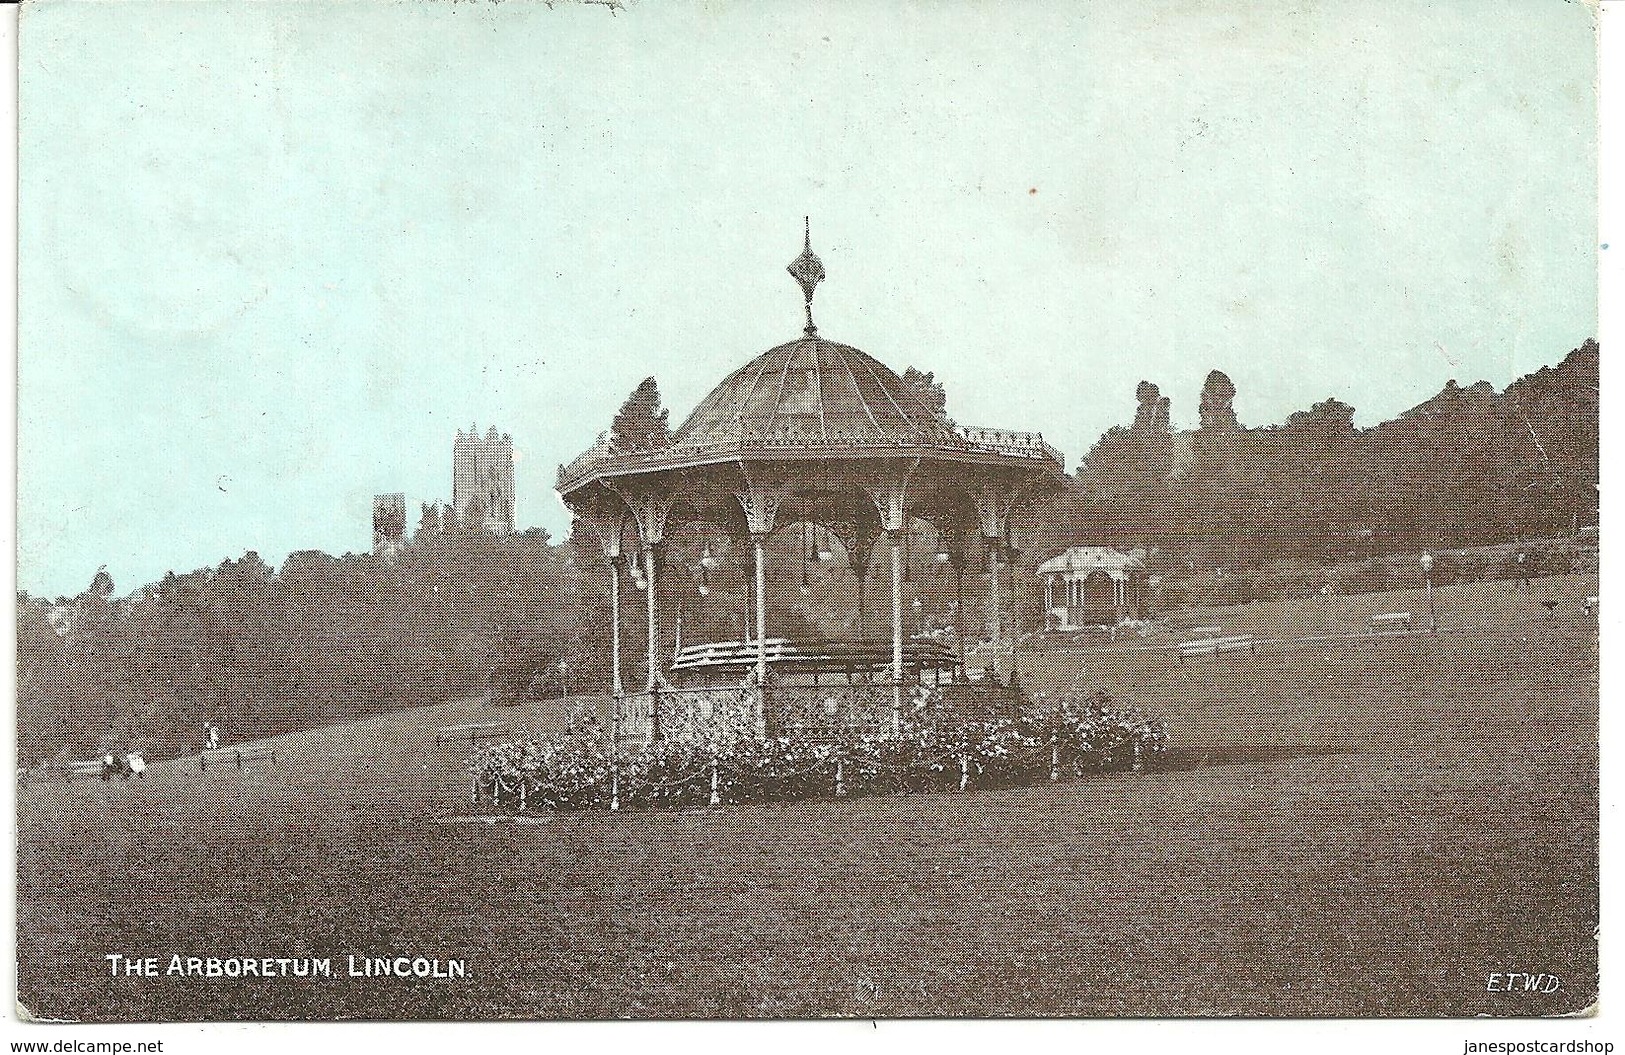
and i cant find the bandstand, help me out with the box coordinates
[557,222,1067,744]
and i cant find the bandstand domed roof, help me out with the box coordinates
[555,220,1065,498]
[668,336,955,453]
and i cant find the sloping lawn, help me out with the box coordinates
[16,578,1596,1019]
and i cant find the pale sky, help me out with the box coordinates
[18,0,1597,598]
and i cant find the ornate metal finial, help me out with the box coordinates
[786,216,826,337]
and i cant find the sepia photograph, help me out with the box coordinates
[11,0,1605,1031]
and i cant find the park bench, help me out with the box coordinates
[62,759,108,781]
[1368,612,1412,633]
[200,746,277,772]
[1188,626,1222,639]
[435,721,511,746]
[1177,634,1256,661]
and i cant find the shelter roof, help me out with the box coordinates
[1036,546,1147,577]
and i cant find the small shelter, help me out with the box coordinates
[1037,546,1148,628]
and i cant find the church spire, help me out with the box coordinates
[786,216,826,337]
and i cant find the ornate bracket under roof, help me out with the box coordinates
[974,484,1021,542]
[733,465,790,538]
[824,505,883,583]
[568,501,628,562]
[861,458,920,534]
[604,481,676,548]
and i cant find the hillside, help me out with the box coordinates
[18,573,1596,1019]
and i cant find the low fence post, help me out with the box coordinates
[470,772,479,807]
[835,756,846,798]
[236,751,244,772]
[611,695,623,812]
[1133,739,1144,773]
[709,754,721,807]
[959,755,969,793]
[1050,734,1059,782]
[518,776,527,813]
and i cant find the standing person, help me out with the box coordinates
[207,724,220,751]
[100,753,116,781]
[125,752,146,779]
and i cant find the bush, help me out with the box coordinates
[470,688,1167,812]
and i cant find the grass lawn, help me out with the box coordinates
[16,575,1597,1020]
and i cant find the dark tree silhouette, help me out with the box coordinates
[610,377,672,453]
[1198,370,1240,432]
[418,502,443,537]
[901,366,952,426]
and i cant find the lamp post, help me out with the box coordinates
[1420,551,1436,633]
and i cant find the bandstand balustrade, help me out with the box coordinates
[613,677,1022,747]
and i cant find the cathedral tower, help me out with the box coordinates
[372,493,407,562]
[452,426,516,534]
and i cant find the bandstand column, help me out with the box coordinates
[753,534,769,685]
[605,484,675,694]
[986,540,1002,647]
[974,486,1018,649]
[830,514,880,640]
[933,521,969,677]
[889,530,904,720]
[733,476,787,691]
[643,543,662,692]
[862,465,915,724]
[1007,541,1022,654]
[569,503,628,698]
[609,557,623,696]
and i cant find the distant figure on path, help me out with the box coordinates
[206,724,220,751]
[100,753,116,781]
[125,752,146,779]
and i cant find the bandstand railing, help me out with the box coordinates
[556,424,1062,491]
[613,679,1021,746]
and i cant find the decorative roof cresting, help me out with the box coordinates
[786,216,826,337]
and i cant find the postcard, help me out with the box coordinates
[14,0,1600,1024]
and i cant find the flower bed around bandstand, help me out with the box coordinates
[469,688,1167,812]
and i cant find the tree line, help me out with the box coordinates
[1019,339,1599,575]
[17,521,612,767]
